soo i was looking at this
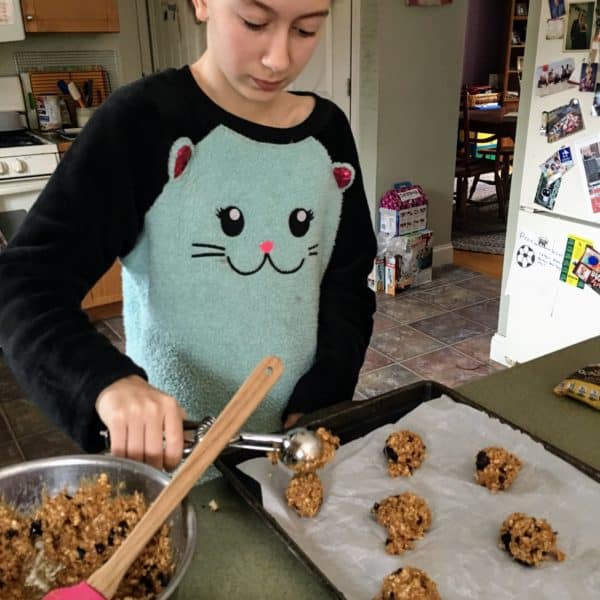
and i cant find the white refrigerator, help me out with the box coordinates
[491,0,600,366]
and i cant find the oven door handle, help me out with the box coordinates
[0,177,49,196]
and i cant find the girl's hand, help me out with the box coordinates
[96,375,185,471]
[283,412,303,429]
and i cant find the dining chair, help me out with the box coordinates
[454,88,506,227]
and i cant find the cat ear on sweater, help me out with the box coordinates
[168,137,194,180]
[332,162,355,191]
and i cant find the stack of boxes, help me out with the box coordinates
[368,182,433,295]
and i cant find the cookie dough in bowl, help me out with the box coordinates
[499,512,566,566]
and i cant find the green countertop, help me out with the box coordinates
[174,477,334,599]
[457,335,600,474]
[175,336,600,599]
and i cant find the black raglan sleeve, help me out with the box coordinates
[283,106,377,419]
[0,81,167,452]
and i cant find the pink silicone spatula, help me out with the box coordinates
[43,355,283,600]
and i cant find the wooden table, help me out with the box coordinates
[456,107,518,226]
[465,106,518,140]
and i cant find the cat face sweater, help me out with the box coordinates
[0,66,376,451]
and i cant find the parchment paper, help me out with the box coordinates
[238,396,600,599]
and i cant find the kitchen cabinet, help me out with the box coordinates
[20,0,119,33]
[82,260,122,311]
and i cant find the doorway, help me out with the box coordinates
[453,0,513,266]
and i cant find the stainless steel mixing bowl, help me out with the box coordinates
[0,454,197,599]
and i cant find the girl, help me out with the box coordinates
[0,0,376,471]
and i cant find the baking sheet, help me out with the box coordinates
[238,395,600,599]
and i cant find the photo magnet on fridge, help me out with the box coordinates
[592,83,600,115]
[540,146,575,184]
[534,172,562,210]
[546,18,565,39]
[546,99,585,142]
[535,58,576,96]
[579,62,599,91]
[549,0,566,19]
[565,1,594,51]
[576,138,600,213]
[573,245,600,293]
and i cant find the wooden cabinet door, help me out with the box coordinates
[81,260,122,310]
[21,0,119,33]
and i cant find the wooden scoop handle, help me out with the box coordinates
[88,356,283,599]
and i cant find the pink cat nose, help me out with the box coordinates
[259,240,274,254]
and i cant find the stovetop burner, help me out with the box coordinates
[0,130,44,149]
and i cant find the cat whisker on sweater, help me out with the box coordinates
[191,252,226,258]
[308,243,319,250]
[192,242,226,250]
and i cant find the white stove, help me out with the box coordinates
[0,129,59,179]
[0,76,60,231]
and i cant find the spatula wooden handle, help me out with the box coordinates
[88,356,283,599]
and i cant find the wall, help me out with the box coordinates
[462,0,507,87]
[356,0,379,212]
[373,0,468,253]
[0,0,148,85]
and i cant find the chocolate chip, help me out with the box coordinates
[501,531,512,551]
[516,558,533,568]
[393,567,403,575]
[77,547,86,559]
[107,530,115,546]
[95,543,106,554]
[499,475,506,485]
[29,520,42,539]
[158,572,170,587]
[4,529,17,540]
[476,450,490,470]
[140,575,154,592]
[384,445,398,462]
[372,502,380,511]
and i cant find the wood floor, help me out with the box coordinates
[453,249,503,279]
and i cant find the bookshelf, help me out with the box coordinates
[502,0,529,108]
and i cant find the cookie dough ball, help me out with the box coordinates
[475,447,522,492]
[374,567,441,600]
[293,427,340,473]
[499,512,566,566]
[286,472,324,518]
[372,492,432,555]
[384,430,426,477]
[269,427,340,473]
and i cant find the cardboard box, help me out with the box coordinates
[384,256,398,296]
[379,205,428,236]
[368,256,385,292]
[383,229,433,294]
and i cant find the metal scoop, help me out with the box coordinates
[100,417,323,469]
[183,416,323,468]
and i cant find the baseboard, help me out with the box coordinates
[433,243,453,267]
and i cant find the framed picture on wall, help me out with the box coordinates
[406,0,452,5]
[565,1,595,51]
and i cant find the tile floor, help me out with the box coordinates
[0,264,506,467]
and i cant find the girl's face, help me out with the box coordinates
[194,0,331,104]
